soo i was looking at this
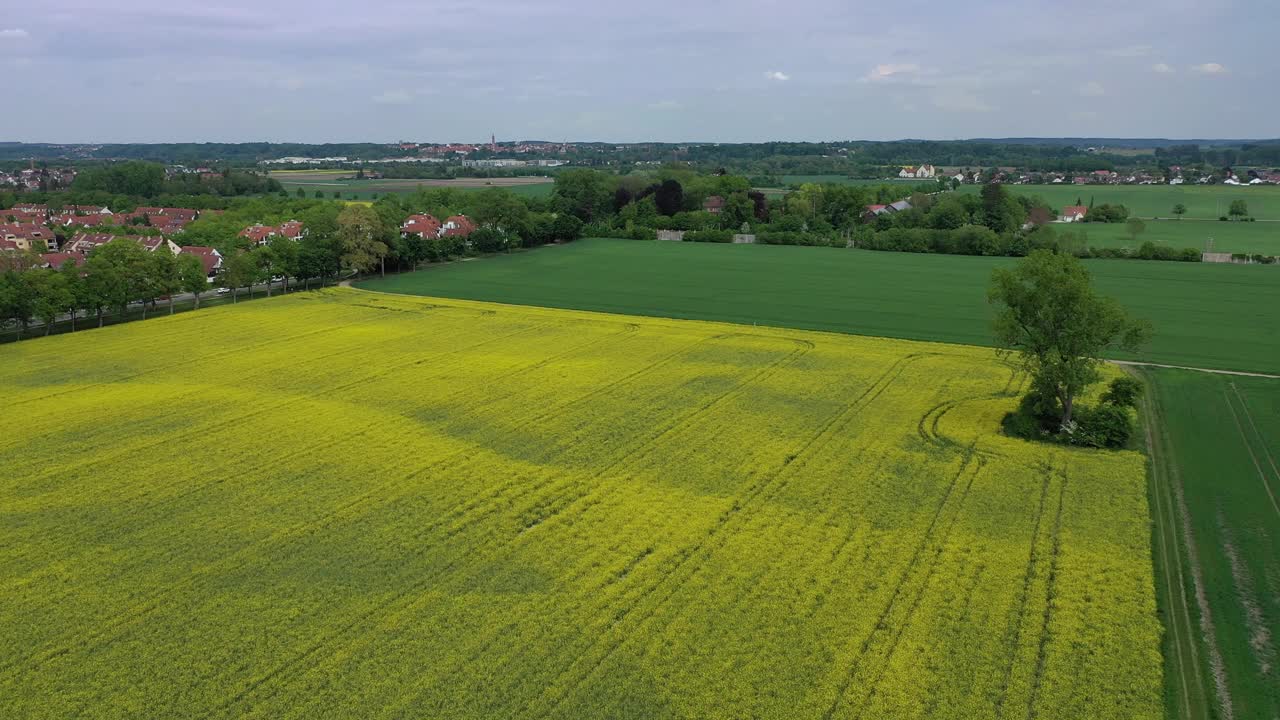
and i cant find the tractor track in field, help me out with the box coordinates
[1223,384,1280,519]
[1,318,565,571]
[993,459,1058,720]
[203,334,816,716]
[524,353,933,719]
[3,319,641,595]
[1022,463,1068,720]
[1135,367,1223,720]
[0,323,692,687]
[818,443,981,720]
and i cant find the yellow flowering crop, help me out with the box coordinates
[0,288,1161,719]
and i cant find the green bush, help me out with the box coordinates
[1100,376,1143,408]
[1069,404,1133,448]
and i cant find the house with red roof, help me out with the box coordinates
[180,246,223,281]
[401,213,442,239]
[40,251,86,269]
[1058,205,1089,223]
[54,213,112,228]
[702,195,725,214]
[1,208,47,224]
[239,224,277,246]
[0,223,57,250]
[66,233,180,255]
[441,215,476,237]
[66,205,112,215]
[64,233,117,253]
[278,220,304,240]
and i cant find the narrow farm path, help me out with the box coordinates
[1111,360,1280,380]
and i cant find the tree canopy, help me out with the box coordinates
[988,250,1151,427]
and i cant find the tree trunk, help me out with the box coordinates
[169,296,175,315]
[380,256,385,278]
[1060,391,1075,427]
[232,288,238,304]
[141,302,147,320]
[194,293,201,310]
[69,312,76,332]
[266,279,272,298]
[97,309,104,328]
[45,322,52,336]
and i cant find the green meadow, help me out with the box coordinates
[358,238,1280,374]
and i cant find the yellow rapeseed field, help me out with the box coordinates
[0,288,1161,719]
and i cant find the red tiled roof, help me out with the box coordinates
[239,224,276,242]
[278,220,304,239]
[1061,205,1088,218]
[41,251,85,269]
[65,233,117,253]
[702,195,725,209]
[56,213,111,227]
[442,215,476,237]
[402,213,442,237]
[180,246,222,275]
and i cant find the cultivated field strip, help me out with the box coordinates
[0,289,1162,719]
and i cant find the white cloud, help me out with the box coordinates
[1079,81,1105,97]
[1191,62,1226,74]
[1030,88,1043,96]
[764,70,790,82]
[865,63,919,82]
[0,29,29,39]
[647,99,681,110]
[1152,63,1173,73]
[372,89,412,105]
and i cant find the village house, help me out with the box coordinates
[702,195,725,214]
[441,215,477,237]
[180,246,223,282]
[401,214,442,239]
[278,221,304,240]
[0,223,57,250]
[1059,205,1089,223]
[239,224,277,246]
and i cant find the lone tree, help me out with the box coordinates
[1125,217,1146,244]
[1228,199,1249,220]
[988,250,1151,427]
[1172,203,1186,220]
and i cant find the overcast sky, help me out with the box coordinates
[1,0,1274,144]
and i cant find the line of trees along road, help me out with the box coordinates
[0,185,588,340]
